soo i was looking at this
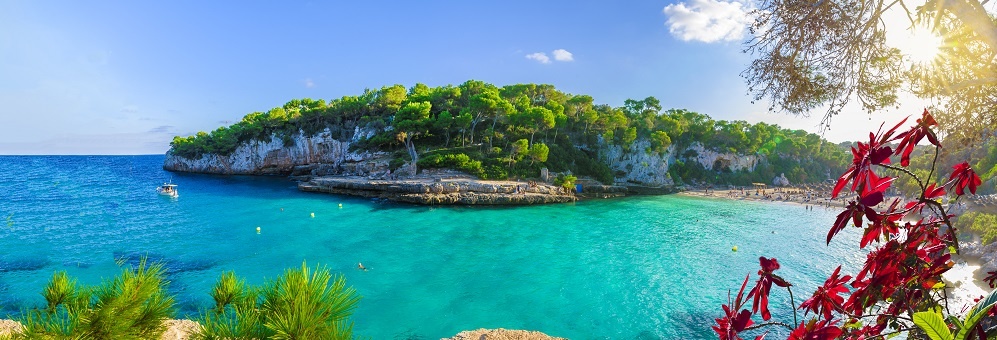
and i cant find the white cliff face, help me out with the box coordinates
[601,139,675,187]
[163,127,382,175]
[601,140,761,187]
[683,142,759,172]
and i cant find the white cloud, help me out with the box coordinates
[663,0,753,43]
[525,52,551,64]
[304,78,315,88]
[552,49,573,62]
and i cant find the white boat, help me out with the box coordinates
[157,182,178,198]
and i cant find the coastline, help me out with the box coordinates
[680,185,996,310]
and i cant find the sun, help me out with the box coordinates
[899,27,944,65]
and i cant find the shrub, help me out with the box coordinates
[956,211,997,245]
[197,262,361,340]
[553,174,577,191]
[17,259,176,339]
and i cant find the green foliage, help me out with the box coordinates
[955,212,997,245]
[553,174,577,191]
[913,310,952,340]
[527,143,549,164]
[168,81,847,186]
[418,152,484,178]
[197,262,360,340]
[955,289,997,340]
[210,271,246,313]
[18,259,176,339]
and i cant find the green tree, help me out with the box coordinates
[649,131,672,154]
[17,260,175,339]
[197,263,360,340]
[393,101,432,171]
[744,0,997,139]
[508,138,530,170]
[528,143,550,165]
[434,111,454,147]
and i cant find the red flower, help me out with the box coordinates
[923,183,946,199]
[985,271,997,289]
[894,109,940,167]
[948,162,982,195]
[800,266,852,320]
[831,119,905,199]
[750,257,791,321]
[827,183,889,246]
[714,275,755,340]
[788,319,843,340]
[859,198,903,248]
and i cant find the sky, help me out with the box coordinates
[0,1,935,155]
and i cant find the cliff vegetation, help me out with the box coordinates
[169,81,851,186]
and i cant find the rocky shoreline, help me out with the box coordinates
[299,176,579,205]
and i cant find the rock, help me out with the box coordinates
[161,319,201,340]
[442,328,566,340]
[773,173,790,187]
[601,139,674,187]
[0,319,200,339]
[163,127,385,176]
[299,177,577,205]
[0,319,22,337]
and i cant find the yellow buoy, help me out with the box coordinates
[732,246,738,252]
[310,212,315,218]
[256,226,261,234]
[338,203,343,208]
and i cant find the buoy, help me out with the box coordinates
[732,246,738,252]
[310,212,315,218]
[338,203,343,208]
[256,226,261,234]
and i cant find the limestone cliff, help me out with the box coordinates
[600,139,674,187]
[682,142,759,172]
[599,139,759,188]
[163,127,383,176]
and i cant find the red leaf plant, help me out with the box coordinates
[750,257,792,321]
[985,271,997,289]
[894,109,940,167]
[714,275,756,340]
[787,319,842,340]
[948,162,982,195]
[799,266,851,321]
[711,109,988,340]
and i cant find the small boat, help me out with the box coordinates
[157,182,179,198]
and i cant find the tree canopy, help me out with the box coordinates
[169,81,850,185]
[744,0,997,142]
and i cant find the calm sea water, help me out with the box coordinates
[0,155,865,339]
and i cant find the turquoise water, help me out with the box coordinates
[0,155,865,339]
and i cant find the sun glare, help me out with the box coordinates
[900,27,944,64]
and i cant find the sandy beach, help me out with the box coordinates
[677,184,855,210]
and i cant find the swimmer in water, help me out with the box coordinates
[358,262,367,271]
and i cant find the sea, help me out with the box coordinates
[0,155,867,339]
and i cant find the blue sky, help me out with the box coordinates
[0,1,922,154]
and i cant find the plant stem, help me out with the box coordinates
[743,321,794,332]
[787,286,798,326]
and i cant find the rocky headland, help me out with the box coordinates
[160,127,770,204]
[299,176,577,205]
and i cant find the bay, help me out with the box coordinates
[0,155,863,338]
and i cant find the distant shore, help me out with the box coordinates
[681,184,996,310]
